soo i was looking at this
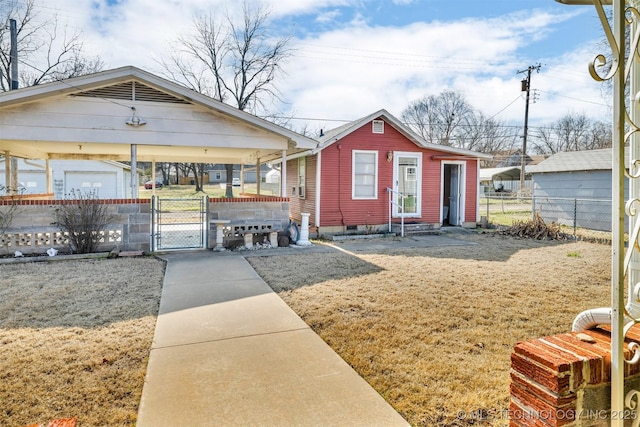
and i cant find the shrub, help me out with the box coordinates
[0,184,22,254]
[53,189,115,254]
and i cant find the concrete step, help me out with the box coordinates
[391,223,441,236]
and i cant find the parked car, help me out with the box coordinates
[144,180,163,189]
[232,178,241,187]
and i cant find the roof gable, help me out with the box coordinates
[0,66,317,163]
[73,81,190,104]
[314,109,490,159]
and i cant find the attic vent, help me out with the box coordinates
[72,81,191,104]
[372,120,384,134]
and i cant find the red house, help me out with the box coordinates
[286,110,491,237]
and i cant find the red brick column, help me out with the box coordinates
[510,326,640,426]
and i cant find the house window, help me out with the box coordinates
[352,150,378,199]
[215,172,221,180]
[298,157,306,198]
[372,120,384,134]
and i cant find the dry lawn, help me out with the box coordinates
[0,257,165,427]
[247,232,611,426]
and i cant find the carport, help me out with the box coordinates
[0,66,316,197]
[0,66,317,253]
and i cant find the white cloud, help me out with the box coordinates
[277,9,603,132]
[35,0,610,134]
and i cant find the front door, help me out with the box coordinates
[442,162,465,226]
[393,153,422,217]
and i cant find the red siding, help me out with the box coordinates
[465,161,479,223]
[315,117,480,228]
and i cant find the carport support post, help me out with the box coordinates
[151,159,156,196]
[131,144,138,198]
[4,151,10,193]
[281,150,287,197]
[256,158,261,195]
[45,159,52,194]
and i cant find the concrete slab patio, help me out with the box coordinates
[136,250,409,426]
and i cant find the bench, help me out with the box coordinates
[210,221,282,250]
[234,223,281,249]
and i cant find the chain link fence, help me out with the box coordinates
[480,192,613,241]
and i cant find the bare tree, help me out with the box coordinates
[531,113,611,155]
[463,112,519,158]
[159,1,291,197]
[401,90,475,147]
[0,0,103,91]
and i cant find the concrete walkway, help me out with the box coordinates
[136,250,409,426]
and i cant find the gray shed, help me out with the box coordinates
[528,148,623,232]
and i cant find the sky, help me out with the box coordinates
[9,0,612,135]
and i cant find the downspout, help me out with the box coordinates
[315,151,321,235]
[571,307,612,332]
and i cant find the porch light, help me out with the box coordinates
[126,107,146,127]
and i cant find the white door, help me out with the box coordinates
[393,153,422,217]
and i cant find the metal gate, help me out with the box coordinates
[151,197,207,251]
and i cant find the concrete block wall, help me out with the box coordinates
[0,198,151,254]
[510,326,640,426]
[208,196,289,248]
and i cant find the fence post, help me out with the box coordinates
[531,195,535,220]
[486,194,490,223]
[574,198,577,238]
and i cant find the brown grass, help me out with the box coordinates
[0,257,165,427]
[247,232,610,426]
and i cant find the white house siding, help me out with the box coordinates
[0,159,130,199]
[64,171,118,199]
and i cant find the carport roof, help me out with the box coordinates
[0,66,317,164]
[479,167,522,181]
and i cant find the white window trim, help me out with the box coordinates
[372,120,384,134]
[352,150,378,200]
[392,152,422,218]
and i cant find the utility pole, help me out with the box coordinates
[8,19,19,194]
[517,63,541,196]
[10,19,18,90]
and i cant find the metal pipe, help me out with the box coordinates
[572,307,612,332]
